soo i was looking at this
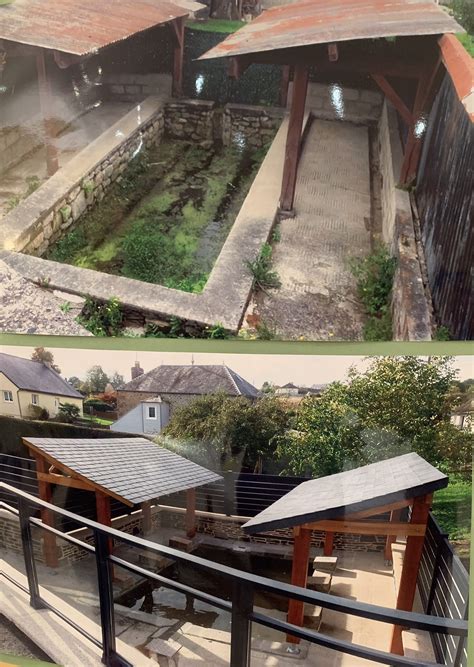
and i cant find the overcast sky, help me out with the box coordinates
[1,345,472,388]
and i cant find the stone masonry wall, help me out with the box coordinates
[222,104,283,149]
[102,73,172,104]
[0,506,161,566]
[289,82,383,125]
[165,99,216,142]
[377,101,432,341]
[162,511,386,553]
[0,125,42,176]
[116,391,203,420]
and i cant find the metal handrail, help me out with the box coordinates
[0,482,468,667]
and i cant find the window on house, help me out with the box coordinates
[31,394,39,405]
[147,406,157,419]
[3,390,13,402]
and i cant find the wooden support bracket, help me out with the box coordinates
[371,74,413,126]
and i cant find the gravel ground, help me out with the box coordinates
[0,614,53,662]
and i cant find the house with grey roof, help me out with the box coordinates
[115,363,259,431]
[0,352,83,419]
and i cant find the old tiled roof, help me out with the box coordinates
[243,453,448,534]
[0,352,82,399]
[22,437,222,506]
[119,365,259,398]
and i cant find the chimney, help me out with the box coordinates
[131,361,144,380]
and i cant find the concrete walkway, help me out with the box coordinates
[244,118,372,340]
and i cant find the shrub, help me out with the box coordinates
[350,245,396,316]
[28,405,50,421]
[77,296,123,336]
[363,312,393,341]
[56,402,81,423]
[84,398,114,412]
[245,243,281,290]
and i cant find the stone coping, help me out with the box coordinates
[0,95,168,251]
[1,113,311,333]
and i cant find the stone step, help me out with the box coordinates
[312,555,338,573]
[307,570,332,593]
[304,604,323,630]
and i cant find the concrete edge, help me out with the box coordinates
[0,560,157,667]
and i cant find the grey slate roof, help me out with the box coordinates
[23,437,222,506]
[243,453,448,534]
[0,352,82,399]
[119,364,259,398]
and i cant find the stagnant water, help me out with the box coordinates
[48,138,267,293]
[115,547,292,641]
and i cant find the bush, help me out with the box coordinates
[350,245,396,316]
[84,398,115,412]
[363,312,393,341]
[452,0,474,33]
[77,296,123,336]
[56,402,81,423]
[28,405,50,421]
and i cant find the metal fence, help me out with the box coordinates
[418,513,469,667]
[0,482,468,667]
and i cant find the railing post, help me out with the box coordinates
[224,471,236,516]
[94,529,118,666]
[230,580,253,667]
[18,498,44,610]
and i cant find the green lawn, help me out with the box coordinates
[432,477,471,568]
[81,414,113,426]
[186,18,244,34]
[457,32,474,56]
[0,655,56,666]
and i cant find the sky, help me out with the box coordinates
[1,345,472,389]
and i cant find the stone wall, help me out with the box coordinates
[116,391,205,419]
[0,125,42,176]
[162,511,387,553]
[102,73,172,104]
[222,104,283,148]
[165,99,216,142]
[289,82,383,125]
[0,506,161,566]
[0,98,166,258]
[376,101,432,341]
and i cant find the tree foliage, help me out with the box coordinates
[82,365,110,394]
[277,357,473,478]
[31,347,61,374]
[162,393,291,472]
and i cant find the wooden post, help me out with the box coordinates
[186,488,197,539]
[36,50,59,176]
[323,530,334,556]
[371,75,413,126]
[34,455,58,568]
[279,65,291,108]
[172,17,185,98]
[287,527,312,643]
[141,501,152,536]
[400,59,442,185]
[384,508,402,562]
[390,495,431,655]
[279,64,309,215]
[96,491,113,555]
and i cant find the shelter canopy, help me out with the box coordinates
[243,453,448,534]
[199,0,463,60]
[23,437,222,506]
[0,0,191,56]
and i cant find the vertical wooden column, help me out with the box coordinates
[279,64,309,215]
[186,488,197,539]
[96,491,113,555]
[279,65,291,108]
[35,455,58,568]
[141,501,152,536]
[323,531,334,556]
[287,526,312,643]
[172,17,185,98]
[36,50,59,176]
[390,495,431,655]
[384,508,402,562]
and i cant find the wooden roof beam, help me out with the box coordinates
[371,74,413,126]
[302,520,426,537]
[38,471,96,492]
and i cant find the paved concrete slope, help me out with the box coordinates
[248,118,372,340]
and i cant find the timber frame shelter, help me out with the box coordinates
[199,0,464,216]
[0,0,195,176]
[242,452,449,657]
[22,436,221,567]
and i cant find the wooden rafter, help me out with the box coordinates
[228,56,251,80]
[371,74,413,126]
[301,520,426,537]
[37,471,95,491]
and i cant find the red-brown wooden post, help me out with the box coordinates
[287,526,312,643]
[390,495,431,655]
[279,64,309,216]
[96,491,113,555]
[36,49,59,176]
[186,488,197,538]
[384,508,402,562]
[141,501,152,536]
[323,530,334,556]
[34,455,58,568]
[279,65,291,108]
[172,17,185,98]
